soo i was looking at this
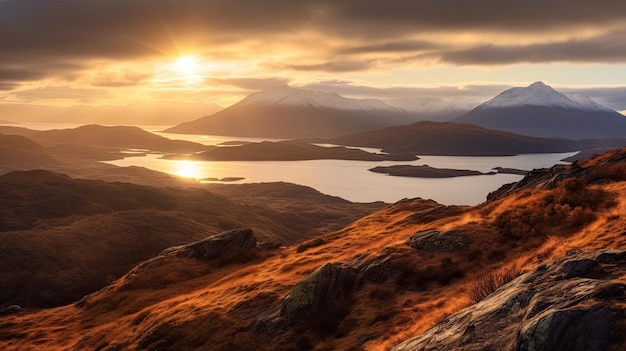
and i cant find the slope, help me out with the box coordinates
[0,170,383,308]
[2,148,626,350]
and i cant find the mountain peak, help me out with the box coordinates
[236,85,398,111]
[476,81,609,111]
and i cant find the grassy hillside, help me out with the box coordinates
[1,148,626,350]
[0,170,383,308]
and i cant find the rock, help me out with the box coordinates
[0,304,23,315]
[159,228,256,261]
[518,307,613,351]
[407,229,469,252]
[391,250,626,351]
[255,262,360,334]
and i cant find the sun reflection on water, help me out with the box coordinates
[172,160,203,179]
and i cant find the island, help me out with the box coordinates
[165,140,418,161]
[369,165,491,178]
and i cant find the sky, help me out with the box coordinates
[1,0,626,116]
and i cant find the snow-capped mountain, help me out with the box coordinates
[454,82,626,139]
[474,82,610,112]
[239,85,400,112]
[165,85,416,138]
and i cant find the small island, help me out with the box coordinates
[492,167,529,175]
[370,165,491,178]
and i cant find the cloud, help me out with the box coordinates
[564,87,626,111]
[283,60,376,73]
[302,80,512,100]
[11,86,109,103]
[208,77,291,90]
[437,30,626,65]
[338,40,443,55]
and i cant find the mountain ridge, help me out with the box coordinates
[455,82,626,139]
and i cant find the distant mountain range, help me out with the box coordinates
[454,82,626,139]
[165,85,474,138]
[166,82,626,140]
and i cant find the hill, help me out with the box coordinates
[177,140,417,161]
[454,82,626,139]
[324,121,579,156]
[164,85,418,138]
[1,147,626,350]
[0,124,209,153]
[0,170,383,308]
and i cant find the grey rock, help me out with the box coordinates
[0,304,23,315]
[408,229,469,252]
[391,250,626,351]
[255,262,360,333]
[159,228,256,261]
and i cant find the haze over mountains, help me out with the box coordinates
[165,85,475,138]
[165,82,626,141]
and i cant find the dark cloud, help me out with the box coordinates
[0,0,625,81]
[2,0,625,63]
[284,60,376,73]
[322,1,626,34]
[339,40,443,54]
[438,30,626,65]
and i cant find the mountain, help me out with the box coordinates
[384,97,479,121]
[165,85,420,138]
[0,124,209,154]
[2,147,626,350]
[454,81,626,139]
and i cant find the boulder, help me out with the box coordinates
[407,229,469,252]
[159,228,256,261]
[0,304,23,316]
[392,250,626,351]
[255,262,360,334]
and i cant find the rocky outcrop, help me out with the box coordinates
[488,147,626,201]
[392,250,626,351]
[159,228,256,261]
[408,229,469,252]
[255,262,360,334]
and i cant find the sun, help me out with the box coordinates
[170,55,203,84]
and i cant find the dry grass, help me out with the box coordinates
[468,263,524,303]
[3,161,626,351]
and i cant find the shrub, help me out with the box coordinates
[469,264,523,303]
[494,177,609,240]
[296,237,327,253]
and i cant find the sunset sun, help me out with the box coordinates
[167,55,203,84]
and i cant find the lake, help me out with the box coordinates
[113,128,577,205]
[2,122,576,205]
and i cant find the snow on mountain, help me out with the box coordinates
[238,85,400,112]
[564,93,615,112]
[476,81,614,112]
